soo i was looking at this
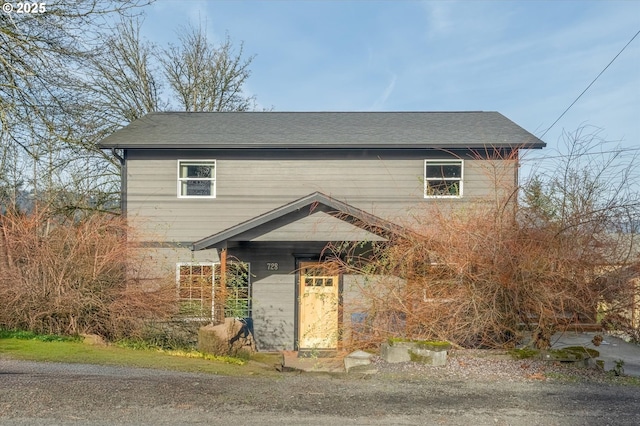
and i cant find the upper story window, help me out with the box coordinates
[424,159,463,198]
[178,160,216,198]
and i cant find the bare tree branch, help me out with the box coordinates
[161,24,256,112]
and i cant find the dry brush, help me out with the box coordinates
[0,208,176,339]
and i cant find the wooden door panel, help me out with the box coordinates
[298,262,339,349]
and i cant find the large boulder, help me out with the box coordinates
[198,318,256,356]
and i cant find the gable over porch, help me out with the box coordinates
[190,192,400,351]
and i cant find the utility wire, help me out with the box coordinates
[520,146,640,162]
[540,29,640,140]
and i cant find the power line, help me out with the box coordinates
[540,29,640,140]
[520,146,640,162]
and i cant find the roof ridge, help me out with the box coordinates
[147,110,491,114]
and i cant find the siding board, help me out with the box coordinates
[228,243,323,351]
[126,150,515,242]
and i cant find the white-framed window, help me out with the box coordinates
[424,159,463,198]
[175,261,251,320]
[176,262,215,319]
[223,262,251,319]
[178,160,216,198]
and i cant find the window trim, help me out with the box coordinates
[176,262,216,320]
[177,160,216,199]
[424,159,464,198]
[175,261,252,321]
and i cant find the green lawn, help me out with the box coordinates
[0,336,282,377]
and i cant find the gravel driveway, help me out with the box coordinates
[1,356,640,425]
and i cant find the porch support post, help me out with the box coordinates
[218,247,227,324]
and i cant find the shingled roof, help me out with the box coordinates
[98,111,546,150]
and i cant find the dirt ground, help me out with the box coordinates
[2,356,640,426]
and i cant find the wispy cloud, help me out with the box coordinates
[423,2,454,38]
[369,74,397,111]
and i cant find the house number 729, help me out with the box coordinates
[266,262,279,271]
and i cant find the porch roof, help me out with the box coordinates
[191,192,405,250]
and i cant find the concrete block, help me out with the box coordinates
[380,342,412,363]
[409,347,447,366]
[344,350,373,372]
[380,341,449,366]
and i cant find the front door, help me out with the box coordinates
[298,262,340,350]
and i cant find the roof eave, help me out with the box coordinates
[98,142,546,150]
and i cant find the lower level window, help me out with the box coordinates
[176,262,251,320]
[222,262,251,318]
[177,263,214,319]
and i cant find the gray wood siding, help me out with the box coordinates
[341,275,370,344]
[251,211,386,242]
[229,242,328,351]
[125,150,517,242]
[250,252,296,351]
[129,246,220,281]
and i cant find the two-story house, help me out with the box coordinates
[99,111,545,352]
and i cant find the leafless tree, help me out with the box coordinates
[88,18,164,129]
[2,10,263,215]
[161,23,256,112]
[0,1,153,213]
[0,0,153,135]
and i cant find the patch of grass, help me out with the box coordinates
[158,348,246,365]
[549,346,599,360]
[509,347,539,359]
[544,371,640,386]
[509,346,599,361]
[0,336,280,377]
[250,352,282,365]
[114,338,158,351]
[619,375,640,386]
[0,329,81,342]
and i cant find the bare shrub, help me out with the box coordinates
[335,202,637,349]
[0,208,176,339]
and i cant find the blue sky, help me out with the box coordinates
[141,0,639,179]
